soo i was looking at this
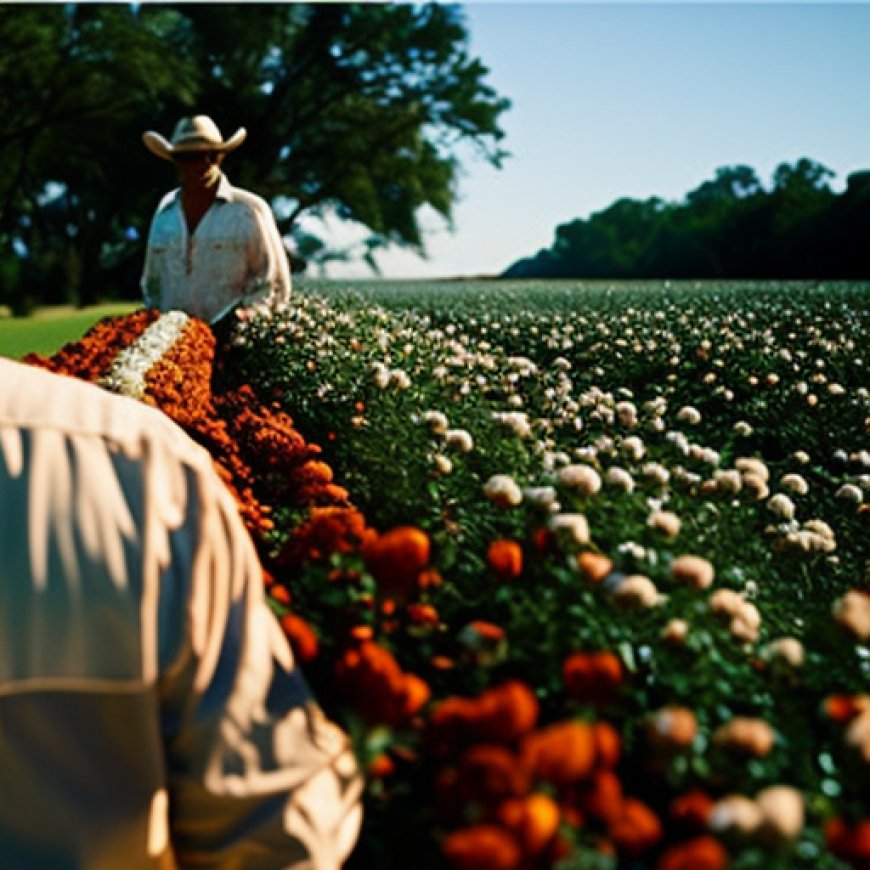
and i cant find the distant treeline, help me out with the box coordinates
[504,159,870,280]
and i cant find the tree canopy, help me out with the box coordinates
[505,158,870,280]
[0,3,510,311]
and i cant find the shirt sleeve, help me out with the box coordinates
[158,457,362,868]
[244,199,292,310]
[141,196,175,312]
[141,213,159,310]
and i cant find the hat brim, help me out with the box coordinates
[142,128,247,161]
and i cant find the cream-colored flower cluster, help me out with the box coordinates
[99,311,190,398]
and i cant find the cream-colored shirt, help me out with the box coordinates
[141,174,292,324]
[0,358,361,869]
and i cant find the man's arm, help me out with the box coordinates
[159,456,362,868]
[243,197,292,310]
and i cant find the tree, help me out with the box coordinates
[503,158,870,280]
[685,165,763,208]
[0,3,510,307]
[767,158,836,276]
[0,6,196,308]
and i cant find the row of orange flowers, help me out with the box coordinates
[26,310,869,870]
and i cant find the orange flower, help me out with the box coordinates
[453,744,530,805]
[487,539,523,579]
[363,526,431,600]
[577,551,613,583]
[334,640,430,726]
[669,789,716,832]
[592,720,622,768]
[577,768,624,823]
[278,506,370,568]
[824,694,870,724]
[531,527,556,554]
[418,568,444,589]
[712,717,776,757]
[442,824,521,870]
[646,706,697,752]
[349,624,374,642]
[431,655,456,670]
[656,835,728,870]
[522,720,596,785]
[608,798,663,858]
[825,817,870,866]
[367,753,396,779]
[498,793,561,857]
[406,602,440,627]
[430,680,539,749]
[279,613,319,663]
[270,584,292,606]
[562,650,624,704]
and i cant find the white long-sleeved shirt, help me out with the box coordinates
[141,174,292,324]
[0,357,361,869]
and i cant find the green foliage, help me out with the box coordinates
[0,302,137,358]
[217,279,869,868]
[0,3,509,307]
[507,159,870,280]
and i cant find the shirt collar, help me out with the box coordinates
[165,172,234,210]
[214,172,234,202]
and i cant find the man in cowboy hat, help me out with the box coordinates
[140,115,291,324]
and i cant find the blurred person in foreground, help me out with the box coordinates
[0,356,362,869]
[140,115,291,325]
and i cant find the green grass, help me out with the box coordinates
[0,303,138,360]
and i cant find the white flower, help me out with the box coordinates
[756,786,804,844]
[832,590,870,641]
[780,473,809,496]
[621,435,646,462]
[742,473,770,501]
[424,410,449,434]
[714,469,743,495]
[836,483,864,504]
[661,618,690,646]
[605,466,635,493]
[616,401,638,428]
[492,411,533,439]
[99,311,190,399]
[736,456,770,482]
[642,462,670,487]
[524,486,559,511]
[372,364,391,389]
[760,637,805,669]
[767,493,796,521]
[432,454,453,475]
[844,710,870,764]
[671,554,715,589]
[483,474,523,508]
[549,512,590,545]
[649,510,681,539]
[709,796,762,838]
[445,428,474,453]
[557,464,602,496]
[612,574,662,609]
[677,405,702,425]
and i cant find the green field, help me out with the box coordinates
[0,302,138,359]
[13,279,870,868]
[207,278,870,869]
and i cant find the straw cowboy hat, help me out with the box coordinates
[142,115,247,161]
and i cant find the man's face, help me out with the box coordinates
[173,150,224,189]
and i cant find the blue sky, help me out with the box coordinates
[318,2,870,279]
